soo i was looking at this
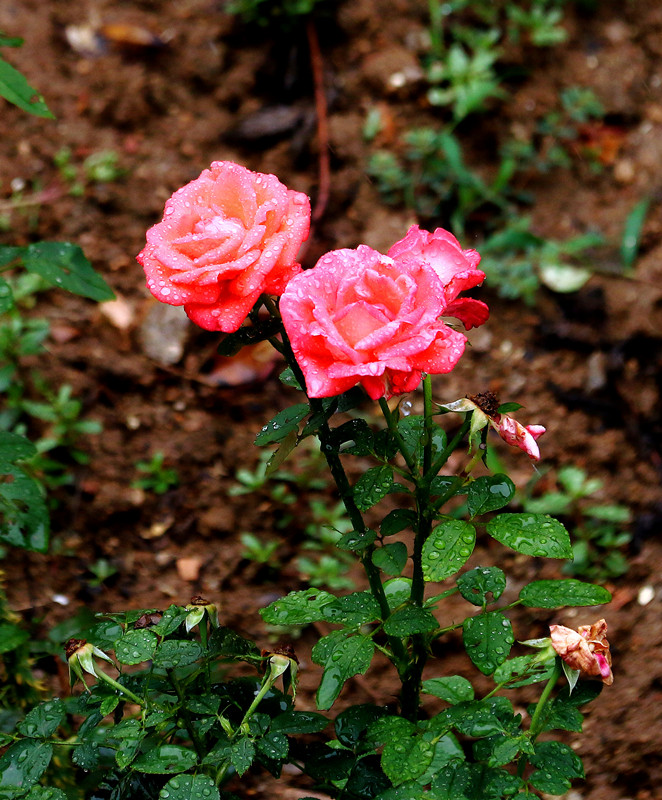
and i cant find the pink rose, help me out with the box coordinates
[280,244,481,400]
[137,161,310,333]
[387,225,489,330]
[550,619,613,685]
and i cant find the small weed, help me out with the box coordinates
[479,218,603,304]
[240,532,281,567]
[132,452,179,494]
[226,0,328,27]
[523,465,631,582]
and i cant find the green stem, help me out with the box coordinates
[428,417,471,479]
[168,669,205,758]
[93,670,144,708]
[517,659,563,779]
[378,397,419,478]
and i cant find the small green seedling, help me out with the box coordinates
[132,452,179,494]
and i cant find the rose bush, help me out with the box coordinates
[137,161,310,332]
[280,234,487,399]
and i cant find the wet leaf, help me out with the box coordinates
[17,699,65,738]
[254,404,309,446]
[467,474,515,517]
[312,632,374,710]
[519,579,611,608]
[421,675,474,704]
[383,605,437,637]
[270,710,329,735]
[114,629,158,665]
[529,740,583,794]
[493,654,556,688]
[0,740,53,789]
[457,566,506,606]
[132,744,197,774]
[353,465,393,511]
[322,591,381,627]
[422,520,476,581]
[372,542,408,576]
[153,640,203,669]
[381,733,434,787]
[486,513,572,558]
[260,588,335,626]
[23,242,114,300]
[463,611,513,675]
[380,509,417,537]
[159,773,219,800]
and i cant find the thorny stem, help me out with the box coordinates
[400,376,435,720]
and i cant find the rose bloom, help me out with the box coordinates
[280,233,487,400]
[387,225,489,329]
[550,619,613,685]
[137,161,310,333]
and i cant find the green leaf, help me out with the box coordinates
[463,612,514,675]
[421,675,474,704]
[25,789,67,800]
[519,579,611,608]
[435,701,505,738]
[322,592,381,627]
[467,475,515,517]
[0,55,53,118]
[397,415,425,466]
[383,577,411,610]
[327,419,374,456]
[17,699,65,738]
[422,520,476,582]
[264,428,299,476]
[159,774,220,800]
[621,197,650,270]
[0,463,49,553]
[270,710,329,735]
[336,528,377,552]
[153,640,203,669]
[486,513,572,558]
[380,509,417,537]
[529,740,583,794]
[114,629,158,665]
[381,733,434,787]
[0,740,53,790]
[335,704,387,748]
[71,741,100,770]
[383,605,438,637]
[528,696,584,733]
[208,626,260,661]
[312,632,374,710]
[353,465,393,511]
[0,431,37,463]
[0,277,14,312]
[0,622,29,653]
[456,566,506,606]
[278,366,302,390]
[132,745,198,775]
[372,542,408,576]
[23,242,114,300]
[255,404,309,446]
[260,588,335,626]
[230,737,255,776]
[493,655,556,688]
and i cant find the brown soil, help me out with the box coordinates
[2,1,662,798]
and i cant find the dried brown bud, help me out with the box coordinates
[65,638,87,660]
[134,612,163,629]
[469,391,500,417]
[190,595,210,606]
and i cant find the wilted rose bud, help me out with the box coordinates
[549,619,613,686]
[440,392,546,461]
[65,638,115,688]
[185,596,219,632]
[262,644,299,699]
